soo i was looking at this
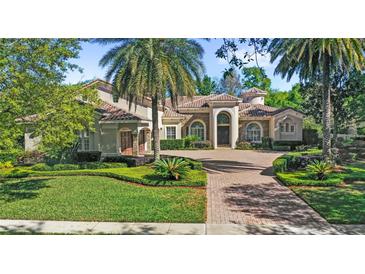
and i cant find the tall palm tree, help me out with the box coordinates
[97,39,204,160]
[269,39,365,159]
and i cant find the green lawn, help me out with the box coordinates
[0,176,206,223]
[0,165,207,187]
[276,163,365,186]
[292,182,365,224]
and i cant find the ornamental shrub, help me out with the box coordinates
[73,151,101,162]
[52,164,80,171]
[31,163,52,171]
[160,139,185,150]
[154,158,189,180]
[183,135,199,148]
[236,141,253,150]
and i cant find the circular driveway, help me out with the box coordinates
[163,149,330,227]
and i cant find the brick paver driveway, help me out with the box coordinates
[163,149,330,228]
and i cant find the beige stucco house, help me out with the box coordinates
[24,79,304,156]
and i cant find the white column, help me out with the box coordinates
[231,106,239,149]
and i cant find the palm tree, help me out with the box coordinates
[269,39,365,159]
[97,39,204,161]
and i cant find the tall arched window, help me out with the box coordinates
[190,121,205,141]
[246,123,262,142]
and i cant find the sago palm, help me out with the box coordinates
[269,39,365,159]
[97,39,204,161]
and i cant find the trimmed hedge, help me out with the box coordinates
[0,150,21,164]
[192,141,212,149]
[30,162,128,171]
[73,151,101,162]
[276,172,343,186]
[160,139,185,150]
[273,158,287,173]
[273,141,303,151]
[102,156,153,167]
[272,145,291,151]
[4,168,207,187]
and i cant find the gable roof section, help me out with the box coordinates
[96,102,150,122]
[241,87,268,97]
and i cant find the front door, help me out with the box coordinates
[217,126,230,146]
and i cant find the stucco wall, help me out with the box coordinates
[239,120,270,141]
[181,113,210,141]
[273,112,303,141]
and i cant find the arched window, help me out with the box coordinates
[190,121,205,141]
[246,123,262,142]
[217,113,230,125]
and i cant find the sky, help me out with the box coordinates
[65,39,299,91]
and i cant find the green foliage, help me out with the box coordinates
[235,141,253,150]
[31,163,53,171]
[0,176,206,223]
[0,150,22,164]
[307,160,332,180]
[196,75,218,95]
[160,139,185,150]
[183,135,199,148]
[97,39,204,161]
[17,150,45,165]
[53,164,80,171]
[0,161,13,169]
[2,165,207,187]
[293,182,365,224]
[218,68,241,95]
[154,158,190,180]
[241,66,271,91]
[273,140,302,150]
[73,151,102,162]
[191,141,212,149]
[265,84,304,111]
[273,158,287,173]
[261,137,273,149]
[0,39,88,151]
[182,158,203,170]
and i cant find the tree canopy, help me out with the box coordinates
[0,39,99,156]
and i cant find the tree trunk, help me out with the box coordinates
[322,53,332,160]
[151,94,160,161]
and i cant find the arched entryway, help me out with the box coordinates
[217,112,231,146]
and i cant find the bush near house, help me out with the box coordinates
[273,140,303,151]
[235,141,253,150]
[160,139,185,150]
[191,140,212,149]
[102,156,153,167]
[261,137,273,149]
[73,151,102,162]
[0,150,22,164]
[30,162,128,171]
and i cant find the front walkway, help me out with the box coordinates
[0,219,342,234]
[163,149,334,230]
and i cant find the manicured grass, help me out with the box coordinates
[0,176,206,223]
[276,162,365,186]
[0,165,207,187]
[292,182,365,224]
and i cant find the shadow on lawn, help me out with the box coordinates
[0,178,49,202]
[197,159,267,174]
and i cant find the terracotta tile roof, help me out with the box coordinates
[169,93,240,108]
[239,103,281,117]
[163,108,192,120]
[97,102,150,122]
[241,87,268,97]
